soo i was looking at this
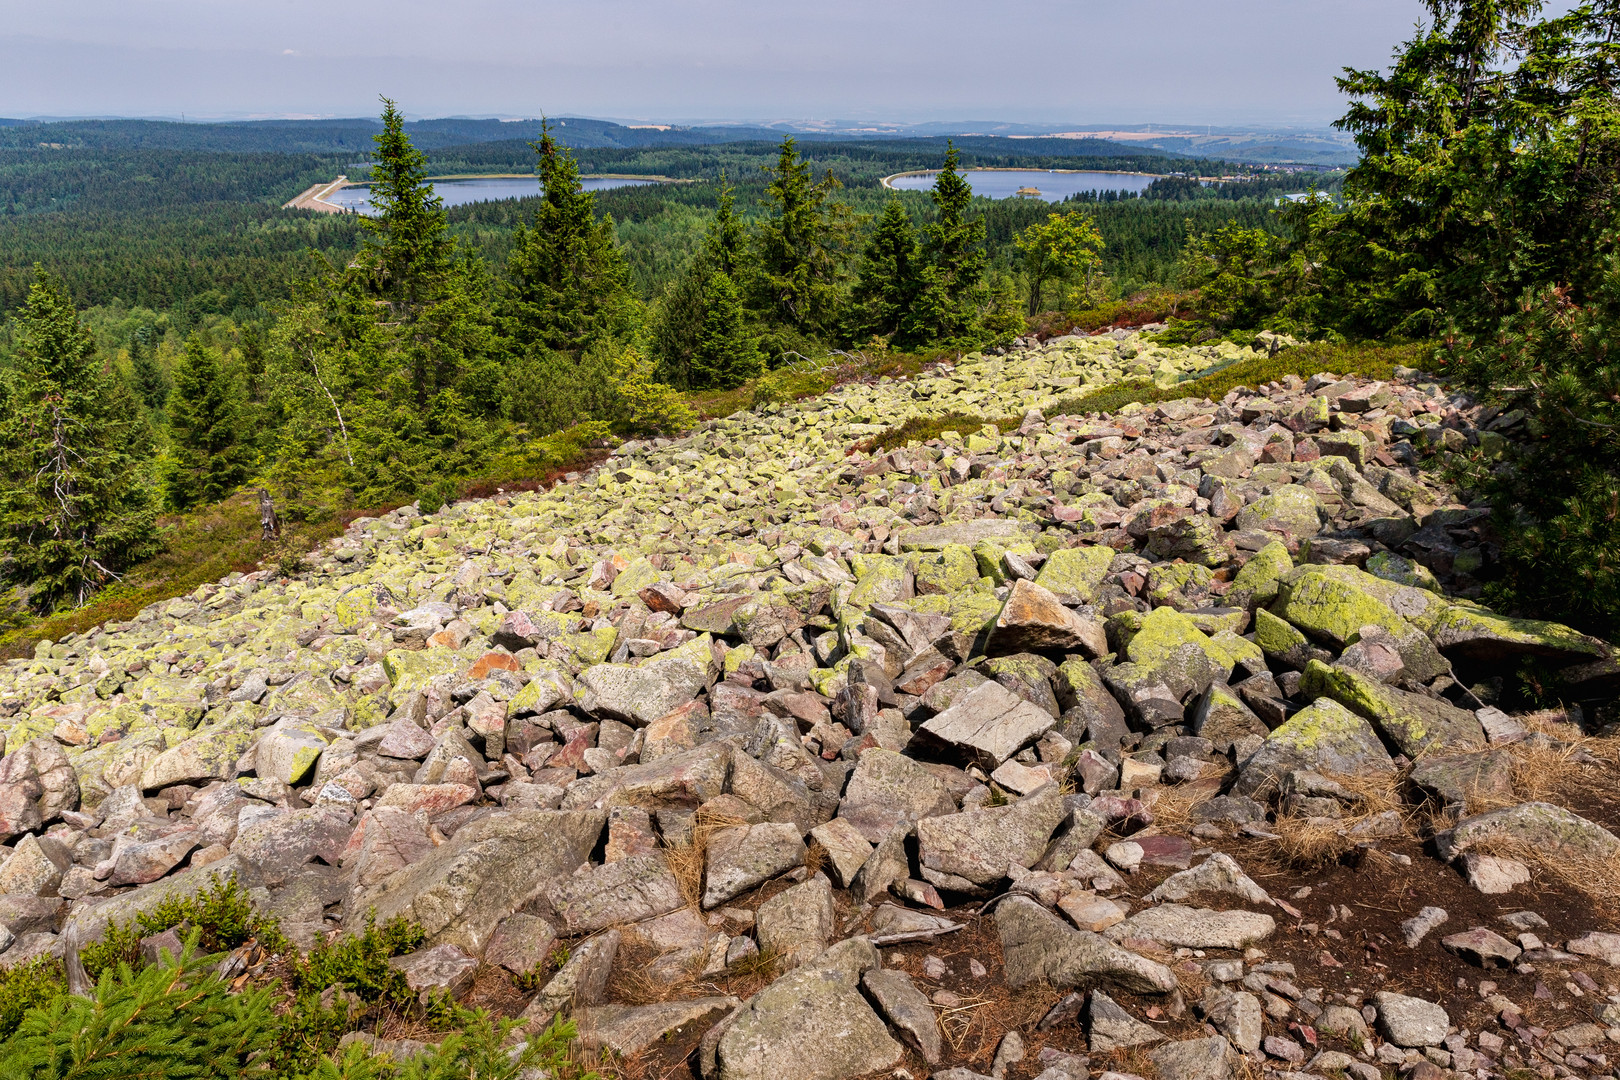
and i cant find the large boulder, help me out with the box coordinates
[838,749,956,843]
[987,579,1106,657]
[1300,660,1484,758]
[916,784,1066,889]
[580,659,708,727]
[346,808,605,953]
[1435,802,1620,863]
[713,944,901,1080]
[0,738,79,840]
[1233,697,1394,799]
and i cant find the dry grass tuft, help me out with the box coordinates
[1464,833,1620,906]
[662,808,750,910]
[1263,769,1412,871]
[803,840,827,879]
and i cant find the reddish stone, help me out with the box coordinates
[467,651,520,680]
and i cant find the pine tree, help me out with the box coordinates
[752,137,852,338]
[0,269,156,610]
[691,271,764,390]
[848,200,921,340]
[360,97,458,407]
[705,171,748,277]
[128,329,169,411]
[904,143,988,345]
[503,122,636,355]
[164,336,250,510]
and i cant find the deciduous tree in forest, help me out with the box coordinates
[1015,209,1104,317]
[0,269,156,609]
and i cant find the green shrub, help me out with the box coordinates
[0,957,65,1041]
[0,934,277,1080]
[81,873,290,984]
[416,477,458,515]
[291,913,423,1003]
[751,365,834,409]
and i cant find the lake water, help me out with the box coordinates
[322,175,659,213]
[886,169,1158,201]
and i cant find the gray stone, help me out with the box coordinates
[1103,905,1275,950]
[576,997,739,1057]
[581,659,708,727]
[1373,991,1449,1047]
[1400,906,1448,948]
[1440,927,1522,967]
[755,876,834,969]
[714,956,902,1080]
[917,783,1066,887]
[0,834,71,896]
[1150,1037,1238,1080]
[1568,931,1620,966]
[994,895,1177,994]
[702,822,805,909]
[1435,801,1620,862]
[1144,854,1270,905]
[838,749,955,843]
[863,967,942,1064]
[1088,990,1165,1051]
[547,852,683,934]
[348,808,605,953]
[524,928,620,1025]
[1204,991,1263,1053]
[0,739,78,839]
[918,681,1057,770]
[229,806,352,887]
[388,943,478,1003]
[1461,852,1530,894]
[807,817,872,888]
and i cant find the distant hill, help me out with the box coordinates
[0,115,1181,159]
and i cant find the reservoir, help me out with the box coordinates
[885,169,1159,201]
[321,175,661,213]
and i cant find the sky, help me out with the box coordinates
[0,0,1436,126]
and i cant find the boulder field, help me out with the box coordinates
[2,330,1619,1080]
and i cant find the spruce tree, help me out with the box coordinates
[503,122,636,354]
[705,172,748,277]
[848,200,921,340]
[752,137,851,339]
[691,271,764,390]
[128,329,169,411]
[0,269,156,610]
[164,336,250,510]
[905,143,987,345]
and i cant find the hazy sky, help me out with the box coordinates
[1,0,1434,125]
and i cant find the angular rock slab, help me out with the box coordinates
[1435,801,1620,862]
[702,822,805,909]
[917,680,1057,770]
[917,783,1067,888]
[713,959,902,1080]
[547,852,684,934]
[755,876,835,969]
[1145,854,1271,905]
[1374,991,1449,1047]
[1150,1037,1238,1080]
[863,967,942,1064]
[348,808,605,953]
[1103,905,1275,950]
[576,997,739,1057]
[1089,990,1166,1051]
[988,579,1107,657]
[994,895,1177,994]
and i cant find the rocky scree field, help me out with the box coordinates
[2,330,1620,1080]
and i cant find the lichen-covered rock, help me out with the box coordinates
[917,783,1066,888]
[1234,697,1394,798]
[1299,660,1484,757]
[994,894,1177,994]
[1435,801,1620,862]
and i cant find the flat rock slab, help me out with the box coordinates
[388,943,477,1002]
[703,822,805,909]
[1441,927,1522,968]
[755,876,835,969]
[1436,801,1620,862]
[1057,892,1129,933]
[547,852,683,934]
[1151,1037,1238,1080]
[918,783,1066,888]
[714,961,902,1080]
[1145,854,1270,905]
[1374,991,1449,1047]
[918,681,1057,770]
[576,997,738,1057]
[1104,905,1275,950]
[994,895,1177,994]
[1234,697,1394,799]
